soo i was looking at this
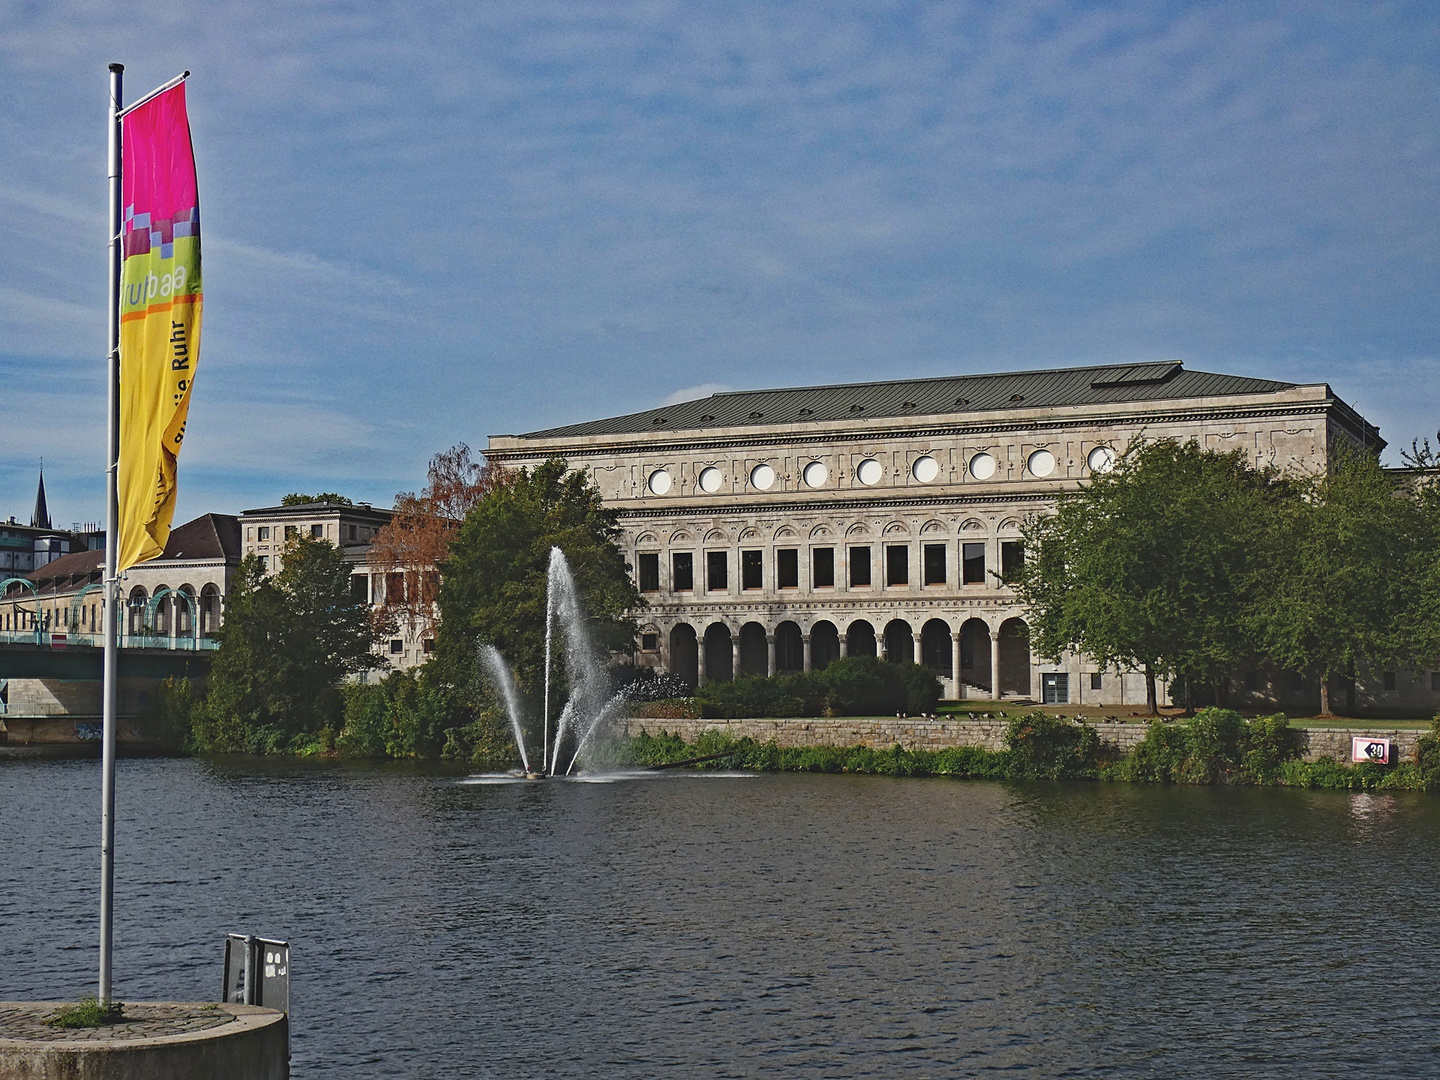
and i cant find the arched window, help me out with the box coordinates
[127,586,148,636]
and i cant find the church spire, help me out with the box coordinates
[31,464,51,530]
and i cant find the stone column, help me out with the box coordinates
[697,640,707,687]
[839,632,849,658]
[767,635,776,677]
[952,633,964,700]
[803,634,812,673]
[731,635,741,677]
[912,631,923,668]
[990,626,1002,700]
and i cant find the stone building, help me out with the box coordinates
[0,471,98,575]
[2,513,241,643]
[486,359,1390,707]
[237,499,432,671]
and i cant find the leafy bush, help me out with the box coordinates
[693,658,942,719]
[338,670,459,759]
[894,663,944,714]
[1181,707,1248,784]
[1113,720,1190,783]
[135,676,199,751]
[614,730,1013,778]
[1003,713,1101,779]
[1109,709,1298,785]
[439,706,522,769]
[816,656,901,716]
[1413,716,1440,792]
[1242,713,1296,784]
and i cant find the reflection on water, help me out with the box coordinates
[3,757,1439,1078]
[457,770,758,786]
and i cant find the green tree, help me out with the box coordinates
[1407,469,1440,667]
[1012,439,1290,714]
[433,458,641,712]
[1253,447,1422,716]
[196,536,386,749]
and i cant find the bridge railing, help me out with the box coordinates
[0,629,219,652]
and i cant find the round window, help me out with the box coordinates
[912,455,939,483]
[1027,450,1056,477]
[698,466,723,493]
[803,461,829,488]
[750,464,776,490]
[969,452,997,480]
[1088,446,1115,473]
[856,458,883,486]
[647,469,672,495]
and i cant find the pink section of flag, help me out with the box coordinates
[121,83,198,256]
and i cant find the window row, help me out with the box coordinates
[635,541,1025,593]
[245,522,378,543]
[645,446,1117,496]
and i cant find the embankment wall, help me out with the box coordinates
[621,717,1425,763]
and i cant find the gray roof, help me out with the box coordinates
[514,360,1298,439]
[240,501,392,519]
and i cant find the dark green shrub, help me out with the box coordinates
[933,745,1012,779]
[339,670,463,759]
[1003,713,1101,779]
[1413,716,1440,791]
[1114,720,1190,782]
[1179,708,1247,784]
[816,656,904,715]
[1115,708,1298,785]
[893,663,943,714]
[626,729,689,765]
[697,675,802,718]
[1240,713,1298,783]
[135,676,199,751]
[776,672,829,716]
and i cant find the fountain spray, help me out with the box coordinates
[542,557,556,774]
[481,547,617,777]
[478,645,530,772]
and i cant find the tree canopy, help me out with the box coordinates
[1013,437,1437,716]
[195,536,387,749]
[433,458,641,705]
[1251,447,1425,715]
[1013,439,1290,713]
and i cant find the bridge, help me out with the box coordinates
[0,629,216,680]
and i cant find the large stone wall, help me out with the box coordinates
[2,677,157,718]
[621,717,1425,763]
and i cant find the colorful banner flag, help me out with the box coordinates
[118,82,202,570]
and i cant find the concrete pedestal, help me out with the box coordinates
[0,1002,287,1080]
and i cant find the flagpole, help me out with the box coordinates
[100,60,123,1007]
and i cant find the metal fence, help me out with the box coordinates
[0,629,219,651]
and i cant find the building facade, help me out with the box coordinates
[487,360,1395,707]
[237,500,433,671]
[2,512,240,643]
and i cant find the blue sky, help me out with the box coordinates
[2,0,1438,526]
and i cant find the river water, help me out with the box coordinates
[2,754,1437,1078]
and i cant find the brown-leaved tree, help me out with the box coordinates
[369,444,501,638]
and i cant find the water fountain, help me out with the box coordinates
[479,546,627,777]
